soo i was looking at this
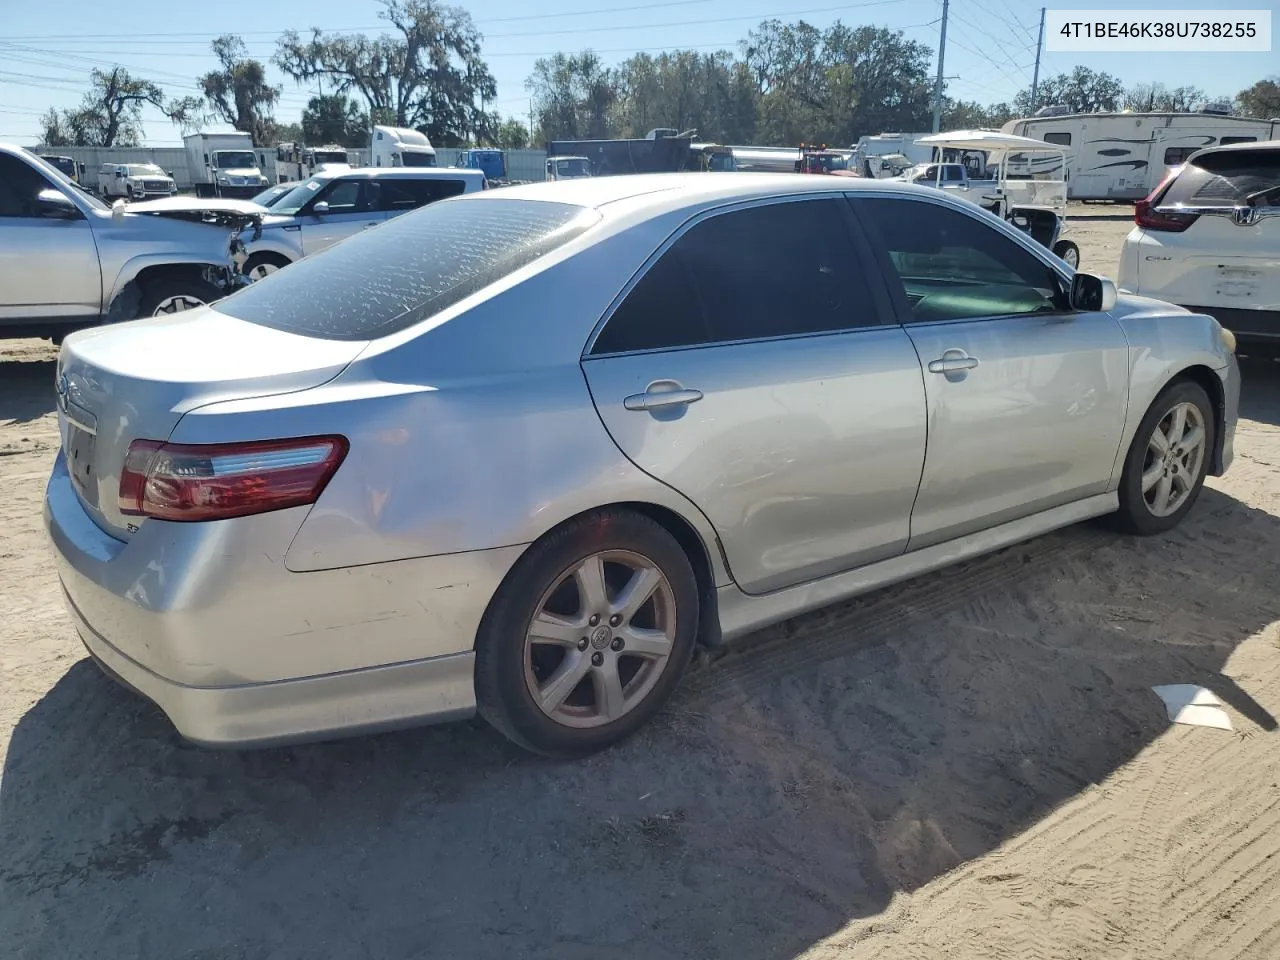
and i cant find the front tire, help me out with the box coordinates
[136,277,224,318]
[475,509,700,758]
[1113,380,1214,536]
[244,252,290,281]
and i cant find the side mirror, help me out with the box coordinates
[1070,273,1118,312]
[311,201,330,215]
[37,189,79,219]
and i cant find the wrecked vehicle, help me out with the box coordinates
[0,145,258,342]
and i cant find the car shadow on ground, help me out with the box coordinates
[0,356,56,425]
[2,481,1278,960]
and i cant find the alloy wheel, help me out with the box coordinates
[151,295,207,316]
[523,550,677,729]
[1141,400,1206,518]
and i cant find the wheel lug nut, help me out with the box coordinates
[577,638,588,651]
[588,614,599,626]
[591,652,604,667]
[611,637,624,651]
[609,614,622,627]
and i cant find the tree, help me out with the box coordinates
[199,35,281,144]
[1123,83,1205,112]
[1015,66,1123,115]
[525,51,620,141]
[275,0,495,146]
[300,94,368,146]
[43,67,188,146]
[38,108,74,147]
[494,116,529,150]
[1236,76,1280,118]
[612,50,757,143]
[942,98,1013,129]
[740,21,932,145]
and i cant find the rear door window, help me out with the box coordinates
[214,198,599,340]
[590,197,880,355]
[1162,148,1280,207]
[377,177,468,212]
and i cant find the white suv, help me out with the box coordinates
[98,163,178,200]
[241,167,486,279]
[1118,141,1279,347]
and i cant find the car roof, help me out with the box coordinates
[472,171,934,212]
[335,166,486,180]
[1183,138,1280,166]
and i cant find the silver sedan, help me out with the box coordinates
[44,173,1240,757]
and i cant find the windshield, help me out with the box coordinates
[125,164,164,177]
[1162,148,1280,207]
[312,151,348,164]
[400,149,437,168]
[214,150,257,169]
[251,184,292,207]
[269,176,331,215]
[44,157,76,176]
[556,159,591,177]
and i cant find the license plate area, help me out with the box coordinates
[63,404,99,509]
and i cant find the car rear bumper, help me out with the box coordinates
[44,452,526,746]
[1183,306,1280,342]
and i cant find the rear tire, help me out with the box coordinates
[136,277,224,318]
[475,509,700,758]
[1052,239,1080,269]
[1113,380,1214,536]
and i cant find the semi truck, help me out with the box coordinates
[456,147,506,183]
[183,132,268,198]
[371,125,437,167]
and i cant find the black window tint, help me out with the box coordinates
[1162,148,1280,207]
[1043,132,1072,146]
[592,198,878,354]
[855,196,1068,323]
[1220,136,1257,146]
[591,247,708,354]
[0,155,51,217]
[377,177,468,212]
[213,199,599,340]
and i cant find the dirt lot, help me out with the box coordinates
[3,208,1280,960]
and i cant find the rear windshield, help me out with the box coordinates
[214,198,599,340]
[1162,148,1280,207]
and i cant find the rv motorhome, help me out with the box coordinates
[1001,110,1280,200]
[370,125,437,168]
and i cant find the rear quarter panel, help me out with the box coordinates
[172,214,734,586]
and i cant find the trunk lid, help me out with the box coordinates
[56,308,366,541]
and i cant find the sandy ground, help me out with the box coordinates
[2,209,1280,960]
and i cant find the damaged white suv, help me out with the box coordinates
[0,145,258,342]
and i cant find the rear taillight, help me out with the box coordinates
[118,436,347,522]
[1134,174,1198,233]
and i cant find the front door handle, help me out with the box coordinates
[623,380,704,412]
[927,352,980,374]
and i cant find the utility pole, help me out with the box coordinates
[1030,7,1046,110]
[931,0,950,133]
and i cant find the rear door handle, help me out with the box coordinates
[623,380,704,412]
[927,354,980,374]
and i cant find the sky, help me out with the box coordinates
[1,0,1277,146]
